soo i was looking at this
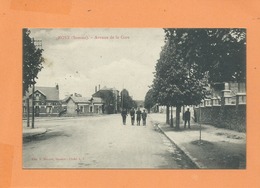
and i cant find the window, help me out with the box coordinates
[35,94,40,101]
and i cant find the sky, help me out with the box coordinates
[29,28,165,100]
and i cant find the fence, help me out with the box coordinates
[194,93,246,132]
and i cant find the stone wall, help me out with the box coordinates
[194,104,246,132]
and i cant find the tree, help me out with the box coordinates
[23,28,44,96]
[121,89,136,110]
[152,30,206,129]
[144,88,156,113]
[98,90,116,114]
[164,29,246,83]
[153,28,246,129]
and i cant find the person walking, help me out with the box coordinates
[121,108,127,125]
[142,109,147,126]
[184,108,191,129]
[136,108,142,126]
[130,107,135,125]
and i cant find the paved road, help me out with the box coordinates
[23,115,196,169]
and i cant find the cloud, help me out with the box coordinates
[87,59,154,99]
[30,28,165,100]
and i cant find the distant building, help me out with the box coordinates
[135,100,144,108]
[92,86,120,114]
[201,82,246,106]
[23,84,61,117]
[65,96,103,115]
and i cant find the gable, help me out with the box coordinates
[26,86,59,101]
[34,90,46,97]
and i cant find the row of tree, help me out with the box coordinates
[23,28,44,96]
[23,28,45,128]
[93,88,137,114]
[145,29,246,129]
[120,89,137,110]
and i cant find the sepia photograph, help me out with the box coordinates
[22,28,246,169]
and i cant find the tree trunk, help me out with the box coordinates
[27,98,30,127]
[175,105,181,130]
[182,106,185,125]
[170,106,173,127]
[166,105,170,124]
[32,84,35,129]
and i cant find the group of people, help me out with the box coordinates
[121,107,147,126]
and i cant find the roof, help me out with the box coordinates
[66,96,103,104]
[100,86,117,91]
[69,96,91,104]
[92,86,119,98]
[25,86,59,101]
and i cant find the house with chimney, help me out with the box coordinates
[92,85,120,114]
[23,84,61,117]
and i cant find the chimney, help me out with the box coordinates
[56,84,59,90]
[95,86,97,93]
[99,84,100,91]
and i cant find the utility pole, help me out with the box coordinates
[31,38,42,129]
[32,81,35,128]
[121,91,124,110]
[121,84,124,111]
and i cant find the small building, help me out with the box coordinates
[135,100,144,108]
[65,96,103,115]
[92,86,120,114]
[23,85,61,117]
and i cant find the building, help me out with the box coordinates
[92,86,120,114]
[194,82,246,131]
[65,96,103,115]
[134,100,144,108]
[23,84,61,117]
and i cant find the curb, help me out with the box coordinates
[156,124,206,169]
[23,128,47,138]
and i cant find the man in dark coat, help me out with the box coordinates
[130,107,135,125]
[121,108,127,125]
[142,109,147,126]
[136,108,142,126]
[184,108,191,129]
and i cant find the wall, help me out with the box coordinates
[67,99,77,115]
[194,104,246,132]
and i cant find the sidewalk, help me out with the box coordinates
[23,127,47,138]
[149,113,246,169]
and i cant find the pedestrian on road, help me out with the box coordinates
[121,108,127,125]
[142,109,147,126]
[130,107,135,125]
[75,108,80,115]
[136,108,142,126]
[184,108,191,129]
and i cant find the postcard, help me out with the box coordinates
[1,0,260,188]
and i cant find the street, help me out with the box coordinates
[23,115,196,169]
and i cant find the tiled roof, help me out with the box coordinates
[67,96,103,104]
[25,86,59,101]
[70,96,91,103]
[92,86,119,98]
